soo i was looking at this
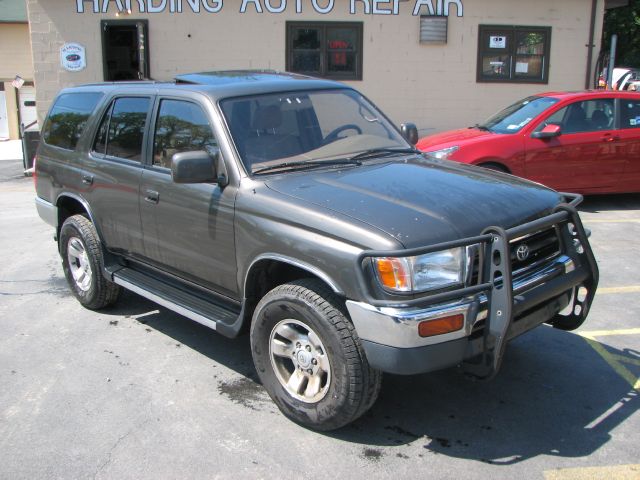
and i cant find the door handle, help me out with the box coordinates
[144,190,159,204]
[603,134,620,143]
[81,174,94,185]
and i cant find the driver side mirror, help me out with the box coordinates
[171,147,228,186]
[531,124,561,139]
[400,123,419,145]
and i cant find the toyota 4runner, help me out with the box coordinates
[35,71,598,430]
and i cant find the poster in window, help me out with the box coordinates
[489,36,506,49]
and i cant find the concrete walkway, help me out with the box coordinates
[0,140,24,161]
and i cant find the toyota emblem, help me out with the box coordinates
[516,244,530,261]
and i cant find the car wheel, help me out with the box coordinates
[250,279,382,431]
[59,214,121,310]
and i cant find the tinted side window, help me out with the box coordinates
[103,97,150,161]
[536,99,614,134]
[42,92,103,150]
[620,99,640,129]
[92,102,113,155]
[153,99,217,169]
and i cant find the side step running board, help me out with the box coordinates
[112,267,242,338]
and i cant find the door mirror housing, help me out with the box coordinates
[400,123,419,145]
[171,147,227,186]
[531,124,561,139]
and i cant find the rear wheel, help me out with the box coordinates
[250,279,382,431]
[59,214,121,310]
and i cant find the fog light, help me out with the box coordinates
[418,314,464,337]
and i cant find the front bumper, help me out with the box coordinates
[348,195,598,377]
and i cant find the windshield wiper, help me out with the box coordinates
[472,123,491,131]
[346,147,422,162]
[252,158,362,175]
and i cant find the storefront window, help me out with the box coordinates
[477,25,551,84]
[287,22,363,81]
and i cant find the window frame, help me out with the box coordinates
[286,21,364,81]
[477,25,551,84]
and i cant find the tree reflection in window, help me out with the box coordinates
[152,100,217,169]
[105,98,150,161]
[42,92,104,150]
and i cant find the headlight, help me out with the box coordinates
[373,248,465,293]
[426,146,459,160]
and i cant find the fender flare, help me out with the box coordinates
[244,253,345,297]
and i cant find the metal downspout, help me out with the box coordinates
[585,0,599,89]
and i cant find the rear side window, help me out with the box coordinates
[620,98,640,129]
[92,97,151,162]
[42,92,103,150]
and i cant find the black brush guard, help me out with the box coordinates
[356,193,599,380]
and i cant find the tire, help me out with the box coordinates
[250,279,382,431]
[59,214,121,310]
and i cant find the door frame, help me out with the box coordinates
[101,19,150,81]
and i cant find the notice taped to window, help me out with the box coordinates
[489,36,506,49]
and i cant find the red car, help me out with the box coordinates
[417,91,640,194]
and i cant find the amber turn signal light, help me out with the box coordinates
[418,314,464,337]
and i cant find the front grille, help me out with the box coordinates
[468,226,561,285]
[510,227,560,273]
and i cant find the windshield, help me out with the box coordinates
[478,96,559,134]
[220,89,409,174]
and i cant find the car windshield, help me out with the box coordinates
[477,96,559,134]
[220,89,409,174]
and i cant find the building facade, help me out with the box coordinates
[27,0,607,134]
[1,0,37,140]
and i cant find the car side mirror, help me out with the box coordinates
[531,124,561,139]
[400,123,419,145]
[171,147,227,186]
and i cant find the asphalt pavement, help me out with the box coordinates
[0,143,638,479]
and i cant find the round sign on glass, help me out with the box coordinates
[60,43,86,72]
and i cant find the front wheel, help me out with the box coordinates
[250,279,382,431]
[59,214,121,310]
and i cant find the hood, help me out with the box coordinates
[264,157,561,249]
[417,127,496,151]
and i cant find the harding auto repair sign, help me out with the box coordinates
[75,0,464,16]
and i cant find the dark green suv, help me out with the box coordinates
[35,71,598,430]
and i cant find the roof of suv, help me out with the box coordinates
[66,71,349,100]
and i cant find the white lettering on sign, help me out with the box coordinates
[412,0,462,16]
[311,0,334,14]
[265,0,286,13]
[76,0,463,15]
[350,0,370,14]
[240,0,262,13]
